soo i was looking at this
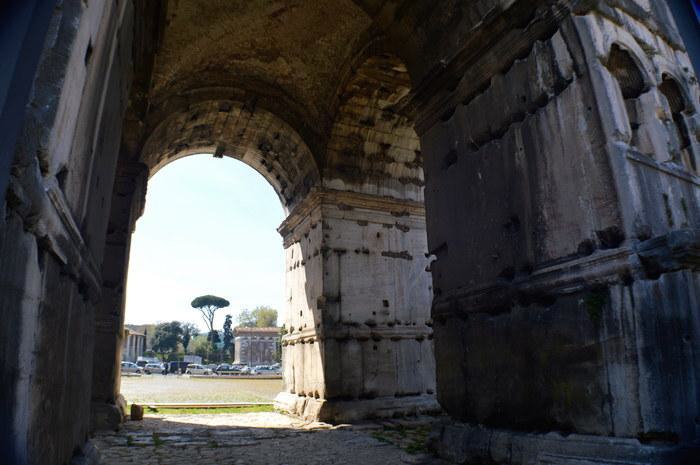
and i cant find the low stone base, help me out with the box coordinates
[70,440,101,465]
[429,422,700,465]
[90,395,127,431]
[274,391,441,422]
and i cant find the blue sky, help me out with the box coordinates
[123,154,285,332]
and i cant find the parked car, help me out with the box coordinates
[120,361,142,374]
[251,365,272,375]
[185,363,212,375]
[268,365,281,374]
[251,365,281,375]
[144,363,166,375]
[168,361,190,374]
[214,363,231,374]
[215,364,247,375]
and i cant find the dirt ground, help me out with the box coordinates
[120,374,283,404]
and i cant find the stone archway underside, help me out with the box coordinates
[2,1,700,465]
[142,99,321,213]
[92,0,439,424]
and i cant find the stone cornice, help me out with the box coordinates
[281,324,432,345]
[404,0,580,134]
[277,188,425,243]
[432,229,700,318]
[45,181,102,301]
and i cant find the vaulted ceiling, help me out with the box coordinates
[148,0,373,137]
[128,0,533,160]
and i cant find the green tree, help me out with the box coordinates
[191,295,230,341]
[151,321,183,359]
[237,309,255,327]
[237,305,278,327]
[209,330,222,362]
[223,314,234,360]
[181,322,199,353]
[190,334,210,362]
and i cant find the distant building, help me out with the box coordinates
[121,328,146,362]
[233,327,279,365]
[125,323,155,348]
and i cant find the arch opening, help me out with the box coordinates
[94,48,436,424]
[119,154,286,406]
[141,100,322,214]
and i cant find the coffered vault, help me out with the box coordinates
[1,1,700,465]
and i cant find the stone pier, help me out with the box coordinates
[275,189,437,421]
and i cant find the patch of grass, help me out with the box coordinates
[371,432,392,443]
[152,432,164,447]
[387,424,408,438]
[372,425,431,455]
[144,404,274,415]
[405,440,428,455]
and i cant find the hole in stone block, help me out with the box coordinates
[596,226,625,249]
[662,193,674,227]
[577,239,596,256]
[56,166,69,191]
[84,40,93,66]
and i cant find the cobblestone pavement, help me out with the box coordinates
[93,412,449,465]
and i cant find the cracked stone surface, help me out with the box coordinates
[93,413,447,465]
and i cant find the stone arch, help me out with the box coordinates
[90,100,322,429]
[7,2,700,464]
[607,44,647,99]
[274,51,436,421]
[606,43,649,149]
[141,99,321,213]
[323,53,423,202]
[658,73,695,170]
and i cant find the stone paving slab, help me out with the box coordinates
[93,413,449,465]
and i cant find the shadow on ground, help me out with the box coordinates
[91,412,450,465]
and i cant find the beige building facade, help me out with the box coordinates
[233,327,279,366]
[120,329,146,363]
